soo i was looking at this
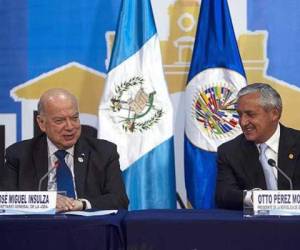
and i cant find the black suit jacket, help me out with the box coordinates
[216,124,300,210]
[0,133,129,209]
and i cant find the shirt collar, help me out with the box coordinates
[47,137,74,157]
[257,123,280,153]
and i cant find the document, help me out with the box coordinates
[63,210,118,216]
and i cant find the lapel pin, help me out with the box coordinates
[77,153,85,163]
[288,153,294,160]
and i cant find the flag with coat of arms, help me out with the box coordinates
[185,0,247,208]
[98,0,176,210]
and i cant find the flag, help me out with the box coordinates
[185,0,247,208]
[98,0,176,210]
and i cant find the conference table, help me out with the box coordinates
[0,210,126,250]
[1,209,300,250]
[123,209,300,250]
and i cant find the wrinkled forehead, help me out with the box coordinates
[39,89,79,114]
[237,92,261,106]
[47,97,78,113]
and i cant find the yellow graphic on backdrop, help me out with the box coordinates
[238,32,300,128]
[161,0,200,93]
[11,62,105,116]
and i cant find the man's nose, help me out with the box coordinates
[239,115,248,127]
[65,119,73,129]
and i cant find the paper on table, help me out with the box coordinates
[63,210,118,216]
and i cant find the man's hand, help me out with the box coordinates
[56,194,83,212]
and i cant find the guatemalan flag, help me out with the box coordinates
[98,0,176,210]
[185,0,247,208]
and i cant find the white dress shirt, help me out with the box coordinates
[244,124,280,206]
[46,138,91,209]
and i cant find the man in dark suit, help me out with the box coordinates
[216,83,300,210]
[0,88,129,211]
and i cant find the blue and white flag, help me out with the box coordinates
[98,0,176,210]
[185,0,247,208]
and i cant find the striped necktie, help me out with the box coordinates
[55,150,76,198]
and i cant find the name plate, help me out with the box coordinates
[252,190,300,216]
[0,191,57,215]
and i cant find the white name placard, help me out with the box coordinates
[252,190,300,216]
[0,191,56,215]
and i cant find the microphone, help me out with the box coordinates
[38,161,59,191]
[267,159,293,190]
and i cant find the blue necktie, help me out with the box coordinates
[259,144,277,190]
[55,150,76,198]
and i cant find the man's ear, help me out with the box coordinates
[36,115,46,132]
[271,108,281,122]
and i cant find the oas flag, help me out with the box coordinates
[185,0,247,208]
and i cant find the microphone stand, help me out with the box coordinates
[268,159,293,190]
[38,162,58,191]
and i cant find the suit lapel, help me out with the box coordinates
[241,137,267,189]
[74,137,89,197]
[33,135,48,191]
[278,125,298,189]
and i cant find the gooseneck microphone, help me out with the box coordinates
[38,161,59,191]
[268,159,293,190]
